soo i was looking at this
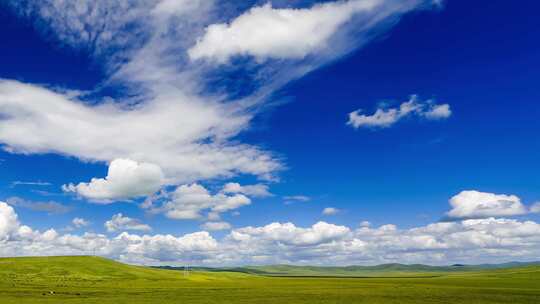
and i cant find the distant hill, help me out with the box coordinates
[156,261,540,277]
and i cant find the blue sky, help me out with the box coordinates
[0,0,539,266]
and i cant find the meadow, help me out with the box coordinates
[0,256,539,303]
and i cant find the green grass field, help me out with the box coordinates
[0,256,539,303]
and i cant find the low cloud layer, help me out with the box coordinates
[2,201,540,266]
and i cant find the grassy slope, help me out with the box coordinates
[0,256,539,303]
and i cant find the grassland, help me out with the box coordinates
[0,256,539,303]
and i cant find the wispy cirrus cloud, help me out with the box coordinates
[283,195,311,204]
[10,181,52,188]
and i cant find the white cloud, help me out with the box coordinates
[423,103,451,119]
[221,217,540,265]
[162,184,216,220]
[222,182,272,198]
[155,183,252,220]
[348,95,451,129]
[189,1,384,62]
[0,0,282,186]
[212,195,251,213]
[0,14,281,186]
[152,0,212,18]
[0,202,19,241]
[322,207,340,215]
[105,213,152,232]
[10,181,52,187]
[283,195,311,202]
[5,197,71,214]
[446,190,528,220]
[360,221,371,228]
[229,221,351,247]
[202,221,232,231]
[113,231,219,264]
[13,1,157,57]
[531,202,540,214]
[0,79,281,186]
[207,212,221,221]
[350,218,540,264]
[1,202,219,265]
[72,217,90,228]
[62,159,164,201]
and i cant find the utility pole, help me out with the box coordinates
[183,264,190,277]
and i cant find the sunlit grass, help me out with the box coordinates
[0,256,539,303]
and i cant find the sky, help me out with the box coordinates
[0,0,539,266]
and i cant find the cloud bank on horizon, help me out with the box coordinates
[1,191,540,265]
